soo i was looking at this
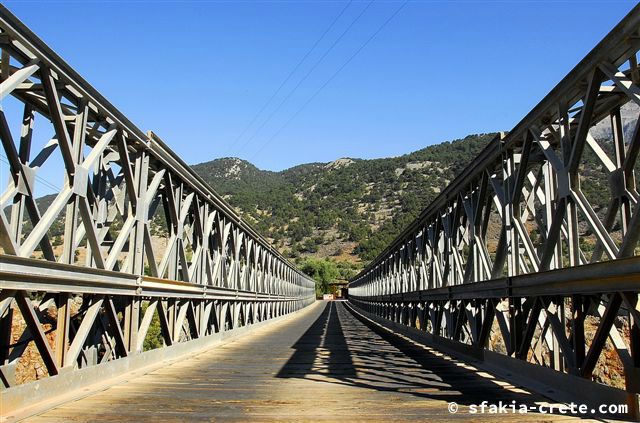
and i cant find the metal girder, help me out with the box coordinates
[349,4,640,402]
[0,5,315,393]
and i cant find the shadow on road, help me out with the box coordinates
[277,301,576,418]
[277,302,356,379]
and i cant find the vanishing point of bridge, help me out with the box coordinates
[1,4,640,421]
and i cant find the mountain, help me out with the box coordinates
[591,102,638,141]
[192,133,497,266]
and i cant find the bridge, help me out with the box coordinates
[1,3,639,421]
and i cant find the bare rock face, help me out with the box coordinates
[591,101,639,141]
[324,158,355,170]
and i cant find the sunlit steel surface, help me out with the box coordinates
[0,5,315,396]
[349,4,640,407]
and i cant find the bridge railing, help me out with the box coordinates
[349,4,640,407]
[0,4,315,398]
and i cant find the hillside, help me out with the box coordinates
[192,133,496,266]
[191,100,640,272]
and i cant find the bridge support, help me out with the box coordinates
[1,301,314,420]
[349,4,640,420]
[0,4,316,418]
[347,299,640,420]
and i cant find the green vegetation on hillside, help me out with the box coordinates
[297,257,359,297]
[192,133,497,262]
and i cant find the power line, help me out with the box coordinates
[0,153,61,194]
[222,0,353,157]
[235,0,375,155]
[248,0,409,160]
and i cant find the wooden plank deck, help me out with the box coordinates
[27,301,577,422]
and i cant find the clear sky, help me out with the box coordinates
[3,1,638,173]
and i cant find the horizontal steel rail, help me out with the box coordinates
[349,4,640,412]
[0,4,315,397]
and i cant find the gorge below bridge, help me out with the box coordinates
[1,4,640,422]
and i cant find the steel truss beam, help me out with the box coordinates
[0,5,315,392]
[349,4,640,405]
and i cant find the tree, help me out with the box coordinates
[299,258,339,298]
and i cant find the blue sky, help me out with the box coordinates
[3,1,638,173]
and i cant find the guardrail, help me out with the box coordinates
[349,4,640,417]
[0,4,315,404]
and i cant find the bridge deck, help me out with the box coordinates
[27,302,575,421]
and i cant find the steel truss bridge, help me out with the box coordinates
[1,3,640,421]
